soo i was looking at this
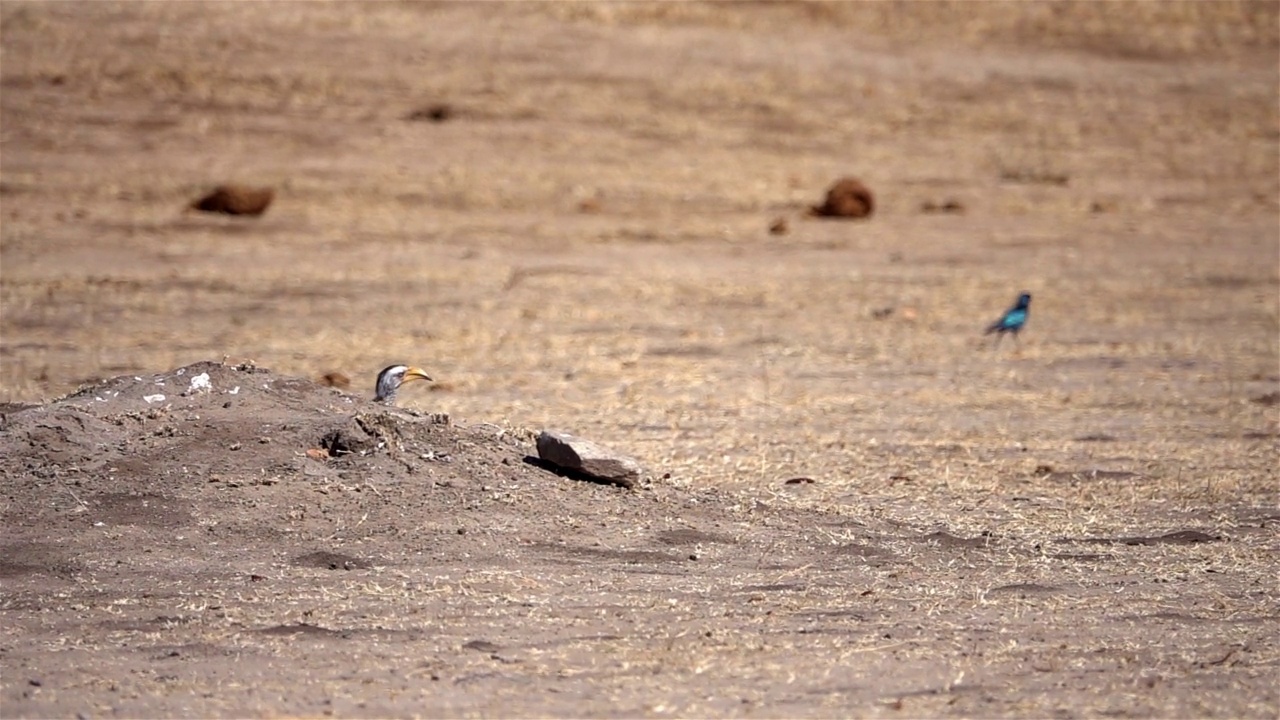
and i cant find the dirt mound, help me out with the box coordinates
[0,361,698,565]
[1,362,907,716]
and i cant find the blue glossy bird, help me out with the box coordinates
[985,292,1031,345]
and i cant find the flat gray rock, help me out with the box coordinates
[536,430,642,488]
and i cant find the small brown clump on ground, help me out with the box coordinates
[189,185,275,216]
[320,372,350,389]
[406,103,454,122]
[810,177,874,219]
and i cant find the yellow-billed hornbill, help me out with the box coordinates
[374,365,433,404]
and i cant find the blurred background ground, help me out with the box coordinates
[1,2,1277,717]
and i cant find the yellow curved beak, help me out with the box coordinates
[402,367,433,384]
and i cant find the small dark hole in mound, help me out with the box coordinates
[319,427,373,457]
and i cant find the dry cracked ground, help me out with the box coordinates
[1,2,1278,718]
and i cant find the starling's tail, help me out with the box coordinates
[984,321,1001,335]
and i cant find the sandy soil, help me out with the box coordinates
[1,2,1278,717]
